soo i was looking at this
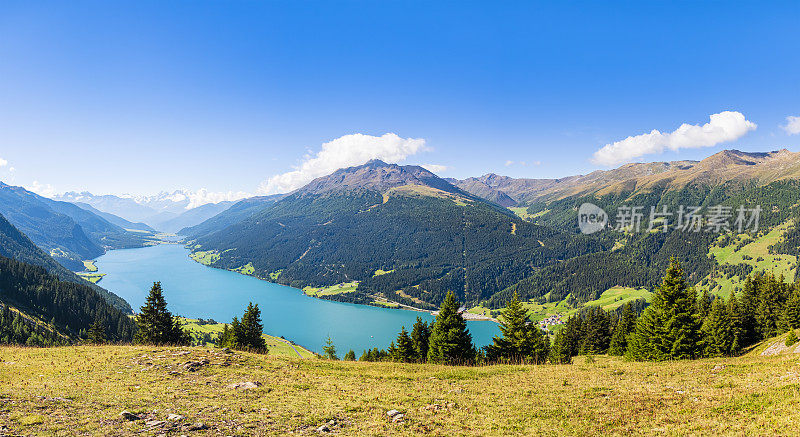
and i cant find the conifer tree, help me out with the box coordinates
[392,327,416,363]
[322,336,338,360]
[700,298,734,357]
[410,316,431,363]
[87,319,106,344]
[485,291,549,363]
[627,259,700,361]
[549,328,572,364]
[238,302,267,352]
[344,350,356,361]
[756,273,784,338]
[739,275,761,345]
[608,303,636,356]
[134,282,189,345]
[579,306,611,354]
[784,287,800,329]
[726,293,743,355]
[427,291,475,365]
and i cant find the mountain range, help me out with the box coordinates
[180,149,800,311]
[53,190,238,232]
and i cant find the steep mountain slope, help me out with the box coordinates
[0,254,136,344]
[0,182,152,270]
[156,201,235,233]
[191,160,607,308]
[179,195,284,238]
[72,202,155,232]
[0,213,132,313]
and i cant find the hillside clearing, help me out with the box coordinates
[2,346,800,435]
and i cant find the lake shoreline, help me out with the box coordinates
[94,244,500,354]
[181,242,500,324]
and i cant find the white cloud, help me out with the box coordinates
[0,157,7,168]
[591,111,757,166]
[782,116,800,135]
[185,188,252,209]
[27,180,56,197]
[421,164,448,173]
[259,133,427,194]
[504,160,514,167]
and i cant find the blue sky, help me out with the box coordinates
[1,1,799,198]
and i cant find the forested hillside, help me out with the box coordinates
[178,194,284,237]
[0,254,136,345]
[189,161,610,308]
[0,213,132,312]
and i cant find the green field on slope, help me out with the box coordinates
[177,318,316,359]
[468,286,652,322]
[701,221,798,298]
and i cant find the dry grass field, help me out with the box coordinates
[2,344,800,436]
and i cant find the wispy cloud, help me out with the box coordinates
[0,157,7,168]
[782,116,800,135]
[259,133,427,194]
[185,188,251,209]
[27,180,56,197]
[591,111,757,166]
[421,164,448,173]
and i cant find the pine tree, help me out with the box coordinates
[784,287,800,329]
[218,323,235,348]
[485,291,548,363]
[410,316,431,363]
[390,327,415,363]
[549,328,572,364]
[700,298,734,357]
[756,273,784,338]
[608,303,636,356]
[134,282,189,345]
[238,302,267,352]
[739,275,761,345]
[322,336,338,360]
[579,306,611,354]
[627,259,700,361]
[87,319,106,344]
[726,293,743,355]
[344,350,356,361]
[427,291,475,365]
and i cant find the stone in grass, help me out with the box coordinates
[186,423,208,431]
[392,414,405,423]
[386,409,401,417]
[316,424,331,433]
[226,381,262,390]
[145,420,166,428]
[167,414,184,421]
[119,411,141,421]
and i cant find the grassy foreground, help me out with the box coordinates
[2,346,800,435]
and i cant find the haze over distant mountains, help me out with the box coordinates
[53,190,238,233]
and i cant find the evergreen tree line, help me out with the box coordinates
[0,254,136,345]
[351,259,800,366]
[0,304,67,346]
[550,260,800,362]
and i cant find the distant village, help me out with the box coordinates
[538,314,564,330]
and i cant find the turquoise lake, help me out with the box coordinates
[96,244,500,354]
